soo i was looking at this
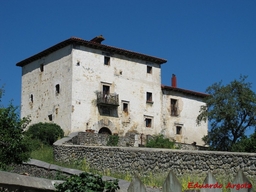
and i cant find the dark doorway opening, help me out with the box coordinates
[98,127,112,135]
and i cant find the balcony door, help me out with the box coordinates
[103,85,110,96]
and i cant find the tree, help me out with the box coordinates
[25,122,64,146]
[231,132,256,152]
[0,87,31,168]
[197,76,256,151]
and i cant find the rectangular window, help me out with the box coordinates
[147,66,152,74]
[146,92,153,103]
[40,64,44,72]
[102,106,111,116]
[123,103,128,113]
[48,114,53,121]
[171,99,178,116]
[176,126,182,135]
[30,94,33,103]
[55,84,60,94]
[145,118,152,128]
[103,85,110,95]
[104,56,110,65]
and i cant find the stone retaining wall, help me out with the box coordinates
[71,131,205,150]
[53,132,256,179]
[74,132,137,147]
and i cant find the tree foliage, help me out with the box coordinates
[0,87,31,168]
[197,76,256,151]
[231,132,256,152]
[25,122,64,146]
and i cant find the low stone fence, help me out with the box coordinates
[70,131,205,150]
[73,131,137,147]
[7,159,158,192]
[3,159,255,192]
[0,171,62,192]
[53,132,256,179]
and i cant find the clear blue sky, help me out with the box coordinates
[1,1,256,111]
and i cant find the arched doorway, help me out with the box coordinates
[98,127,112,135]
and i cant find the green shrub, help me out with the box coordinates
[0,102,31,168]
[55,172,120,192]
[25,136,43,151]
[107,134,119,146]
[25,122,64,145]
[146,134,175,149]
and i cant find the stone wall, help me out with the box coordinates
[53,132,256,179]
[72,131,205,150]
[74,132,137,147]
[0,171,63,192]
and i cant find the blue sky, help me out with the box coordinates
[1,1,256,113]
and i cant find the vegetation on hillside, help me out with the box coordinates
[0,86,31,169]
[25,122,64,146]
[55,172,119,192]
[231,132,256,152]
[197,76,256,152]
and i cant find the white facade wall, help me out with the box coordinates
[70,46,162,135]
[19,41,208,145]
[161,90,208,146]
[21,46,73,134]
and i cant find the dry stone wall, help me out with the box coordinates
[71,131,203,150]
[53,132,256,179]
[74,132,137,147]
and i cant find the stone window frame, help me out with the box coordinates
[121,100,129,113]
[147,66,152,74]
[104,56,110,66]
[171,98,178,116]
[144,115,153,128]
[146,92,153,103]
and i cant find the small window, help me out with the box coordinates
[146,92,153,103]
[40,64,44,72]
[171,99,178,116]
[147,66,152,74]
[30,94,33,103]
[123,103,128,113]
[48,114,53,121]
[104,56,110,65]
[145,118,152,128]
[55,84,60,94]
[176,126,182,135]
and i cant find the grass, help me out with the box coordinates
[31,145,55,163]
[30,145,256,192]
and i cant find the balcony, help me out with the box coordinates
[96,91,119,106]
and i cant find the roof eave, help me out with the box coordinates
[16,37,167,67]
[161,85,209,98]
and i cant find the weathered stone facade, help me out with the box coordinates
[17,36,208,146]
[53,133,256,179]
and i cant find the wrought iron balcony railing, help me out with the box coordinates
[96,92,119,106]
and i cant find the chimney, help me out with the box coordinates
[171,74,177,88]
[90,35,105,44]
